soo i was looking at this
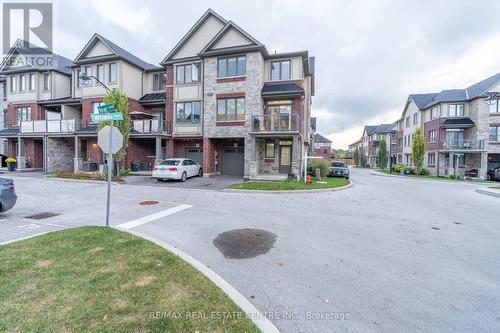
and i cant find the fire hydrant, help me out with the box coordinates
[306,175,312,185]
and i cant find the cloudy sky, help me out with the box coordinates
[47,0,500,148]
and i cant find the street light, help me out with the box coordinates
[78,74,112,93]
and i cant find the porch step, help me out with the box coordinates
[253,174,288,181]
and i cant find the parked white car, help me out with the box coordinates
[152,158,203,182]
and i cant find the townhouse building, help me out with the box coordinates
[313,133,332,159]
[0,9,315,180]
[358,124,396,168]
[160,9,315,179]
[0,76,7,155]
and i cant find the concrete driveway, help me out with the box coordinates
[123,174,243,190]
[1,169,499,332]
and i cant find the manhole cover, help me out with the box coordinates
[139,201,159,205]
[213,228,277,259]
[24,212,60,220]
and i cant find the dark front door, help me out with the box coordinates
[279,145,292,174]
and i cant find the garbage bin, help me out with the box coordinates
[131,162,138,172]
[7,162,16,171]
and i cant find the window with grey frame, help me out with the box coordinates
[175,63,201,84]
[427,153,436,166]
[176,101,201,123]
[489,126,500,141]
[29,74,35,91]
[43,73,51,91]
[76,69,81,88]
[448,104,464,117]
[430,106,439,119]
[15,107,31,125]
[108,63,117,83]
[96,64,104,85]
[83,66,92,86]
[217,98,245,121]
[217,56,246,78]
[153,73,166,91]
[265,140,275,158]
[10,76,16,92]
[488,98,500,113]
[19,75,26,92]
[271,60,291,81]
[428,130,437,143]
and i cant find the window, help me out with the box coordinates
[488,98,500,113]
[96,64,104,84]
[109,63,117,83]
[448,104,464,117]
[91,102,104,115]
[265,140,275,158]
[216,97,245,121]
[218,56,246,78]
[405,116,410,128]
[1,83,6,101]
[15,107,31,125]
[29,74,35,91]
[271,60,291,81]
[76,69,81,88]
[10,76,16,92]
[153,73,166,91]
[413,113,418,125]
[83,66,92,86]
[175,63,201,84]
[490,127,500,142]
[429,130,437,143]
[19,75,26,92]
[430,106,439,119]
[175,101,201,123]
[43,73,51,91]
[428,153,436,166]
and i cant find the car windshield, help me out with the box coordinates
[331,162,346,168]
[159,160,180,166]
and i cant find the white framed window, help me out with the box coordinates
[490,126,500,142]
[488,98,500,113]
[19,75,26,92]
[96,64,104,84]
[91,102,104,115]
[43,73,51,91]
[448,104,464,117]
[83,65,92,86]
[405,116,410,127]
[153,73,166,91]
[15,107,31,125]
[76,69,81,88]
[29,74,35,91]
[175,101,201,123]
[427,153,436,166]
[271,60,291,81]
[429,130,437,143]
[175,63,201,84]
[10,76,16,92]
[108,63,117,83]
[430,106,439,119]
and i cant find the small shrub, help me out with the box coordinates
[391,164,405,173]
[311,159,330,178]
[120,169,131,176]
[449,174,463,180]
[416,167,429,176]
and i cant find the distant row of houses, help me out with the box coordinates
[348,72,500,179]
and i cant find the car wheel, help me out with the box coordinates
[198,168,203,177]
[156,178,163,182]
[487,174,491,181]
[181,172,187,182]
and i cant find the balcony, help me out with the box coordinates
[251,113,302,133]
[131,119,167,134]
[440,139,485,151]
[21,119,80,133]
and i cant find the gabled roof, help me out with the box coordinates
[372,124,395,134]
[199,20,264,56]
[160,9,227,65]
[314,133,331,143]
[74,34,159,71]
[0,39,73,75]
[466,72,500,98]
[409,93,438,109]
[364,125,378,135]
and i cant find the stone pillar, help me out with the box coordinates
[479,152,488,179]
[155,137,162,164]
[246,136,257,180]
[73,136,82,172]
[202,137,214,177]
[291,136,300,178]
[166,139,174,158]
[16,137,26,170]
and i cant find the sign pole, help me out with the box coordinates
[105,120,113,227]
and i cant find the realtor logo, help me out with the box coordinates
[2,2,53,53]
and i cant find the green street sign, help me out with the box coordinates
[455,153,465,157]
[91,113,124,122]
[97,104,115,114]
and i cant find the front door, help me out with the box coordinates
[279,146,292,174]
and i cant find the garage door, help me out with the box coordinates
[186,148,203,165]
[222,148,244,176]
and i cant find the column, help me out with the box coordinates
[246,136,256,179]
[73,136,82,172]
[479,152,488,180]
[291,136,300,178]
[16,137,26,170]
[166,139,174,158]
[202,137,214,177]
[155,137,162,165]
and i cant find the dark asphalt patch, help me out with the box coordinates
[139,201,159,205]
[432,227,440,230]
[213,228,277,259]
[24,212,60,220]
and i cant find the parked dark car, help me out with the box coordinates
[487,166,500,181]
[0,178,17,212]
[328,162,350,179]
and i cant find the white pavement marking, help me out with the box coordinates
[115,204,192,230]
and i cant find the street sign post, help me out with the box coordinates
[97,121,124,228]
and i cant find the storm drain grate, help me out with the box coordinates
[139,200,159,205]
[24,212,60,220]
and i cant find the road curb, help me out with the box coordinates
[369,170,491,186]
[475,188,500,198]
[45,177,122,185]
[119,228,280,333]
[222,181,353,194]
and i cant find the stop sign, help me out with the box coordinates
[98,126,123,154]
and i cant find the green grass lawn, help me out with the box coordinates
[0,227,259,333]
[491,186,500,190]
[374,169,494,184]
[228,176,350,190]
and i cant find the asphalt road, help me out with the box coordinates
[1,169,499,333]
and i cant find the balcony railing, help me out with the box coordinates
[440,139,485,150]
[252,113,302,133]
[131,119,166,133]
[20,119,80,133]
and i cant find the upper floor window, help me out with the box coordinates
[271,60,291,81]
[428,130,437,143]
[176,101,201,123]
[29,74,35,91]
[76,69,81,88]
[83,66,92,86]
[217,56,246,78]
[109,63,117,83]
[10,76,16,92]
[448,104,464,117]
[96,64,104,84]
[1,83,6,101]
[43,73,51,91]
[15,107,31,125]
[91,102,104,115]
[430,106,439,119]
[488,98,500,113]
[153,73,166,91]
[405,116,410,128]
[490,126,500,142]
[217,97,245,121]
[176,63,201,84]
[413,113,418,125]
[19,75,26,92]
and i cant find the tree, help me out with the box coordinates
[353,148,360,167]
[358,147,367,168]
[377,139,388,170]
[98,89,131,171]
[411,127,426,175]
